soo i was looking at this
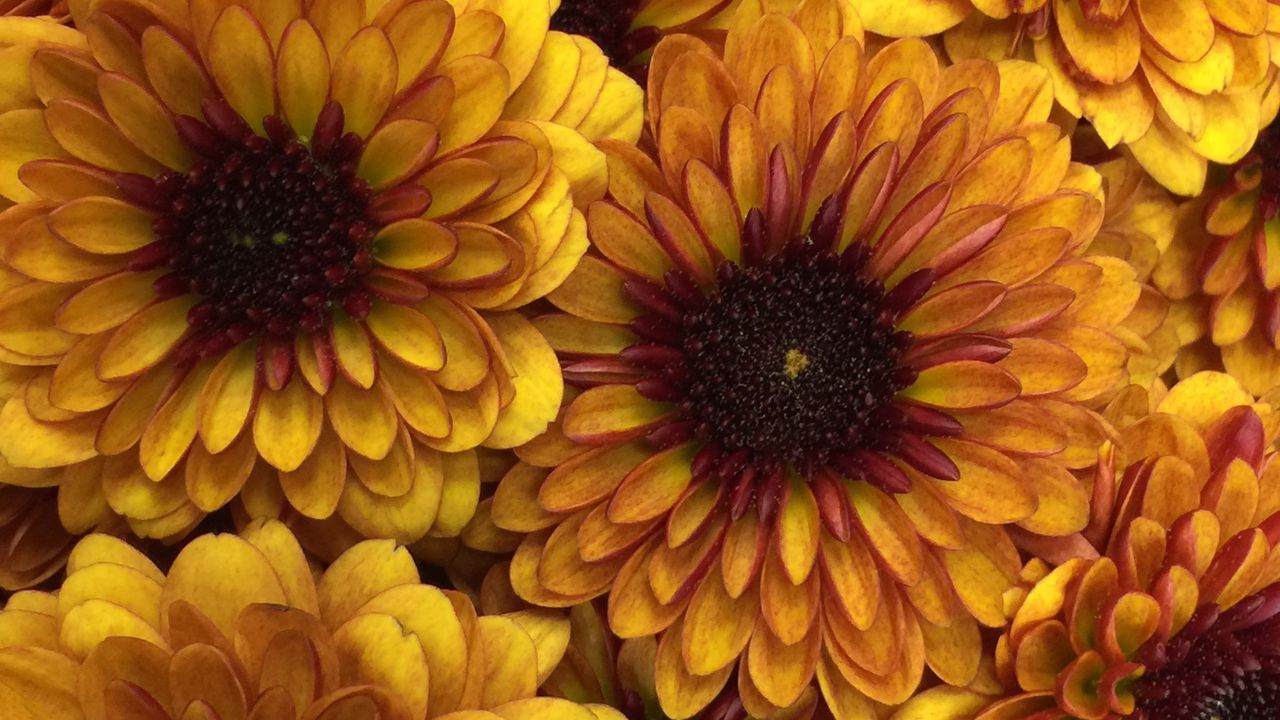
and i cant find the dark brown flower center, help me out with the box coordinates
[677,250,908,467]
[121,100,376,360]
[550,0,644,65]
[1133,585,1280,720]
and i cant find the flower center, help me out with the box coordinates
[1133,588,1280,720]
[129,101,376,359]
[678,252,908,467]
[550,0,641,65]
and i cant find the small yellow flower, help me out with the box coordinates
[0,519,625,720]
[0,1,642,546]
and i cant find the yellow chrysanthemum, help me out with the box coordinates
[1153,127,1280,395]
[0,518,624,720]
[0,3,642,546]
[488,1,1143,717]
[859,0,1280,196]
[895,372,1280,720]
[548,0,739,70]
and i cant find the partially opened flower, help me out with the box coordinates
[491,1,1141,716]
[0,1,641,545]
[1154,123,1280,395]
[549,0,739,70]
[858,0,1280,196]
[899,372,1280,719]
[0,518,620,720]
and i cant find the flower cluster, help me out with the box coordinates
[1,1,1280,720]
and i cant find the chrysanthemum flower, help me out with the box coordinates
[0,518,623,720]
[0,2,641,545]
[1154,122,1280,395]
[491,1,1142,716]
[549,0,739,69]
[858,0,1280,196]
[897,372,1280,720]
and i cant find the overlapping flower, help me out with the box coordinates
[0,518,626,720]
[859,0,1280,197]
[5,0,1280,719]
[900,372,1280,720]
[487,1,1148,715]
[0,0,642,558]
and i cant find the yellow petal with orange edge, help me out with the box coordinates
[1017,457,1089,535]
[374,220,457,272]
[277,19,330,139]
[0,108,68,203]
[847,482,923,586]
[928,438,1035,524]
[0,394,99,468]
[59,598,166,662]
[777,474,820,584]
[317,538,419,628]
[66,533,163,581]
[1155,370,1252,428]
[919,612,981,687]
[160,533,287,638]
[253,377,323,472]
[332,613,430,720]
[139,361,212,481]
[197,341,257,454]
[471,615,540,707]
[607,443,696,524]
[490,698,602,720]
[207,6,275,134]
[427,451,480,537]
[326,375,398,460]
[185,433,256,512]
[484,312,563,449]
[50,333,127,413]
[49,197,155,254]
[329,310,376,389]
[55,270,160,335]
[902,361,1020,410]
[341,445,443,542]
[1129,117,1206,197]
[0,282,77,358]
[564,385,672,445]
[98,72,191,171]
[278,423,346,520]
[436,55,510,154]
[364,303,444,372]
[857,0,970,36]
[358,119,439,189]
[656,618,733,720]
[424,377,500,453]
[941,546,1011,627]
[682,572,757,676]
[98,296,195,381]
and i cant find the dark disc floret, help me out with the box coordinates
[550,0,653,67]
[118,98,379,362]
[615,198,967,533]
[1132,584,1280,720]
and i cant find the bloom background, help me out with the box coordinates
[1,1,1280,720]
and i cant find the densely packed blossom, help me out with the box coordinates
[0,519,627,720]
[0,0,642,561]
[5,0,1280,718]
[899,372,1280,720]
[859,0,1280,197]
[490,1,1147,716]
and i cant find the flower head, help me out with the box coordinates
[1155,123,1280,395]
[491,1,1142,716]
[900,372,1280,720]
[0,519,622,720]
[0,2,641,546]
[859,0,1280,196]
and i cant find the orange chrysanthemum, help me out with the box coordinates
[0,3,642,546]
[859,0,1280,196]
[900,372,1280,720]
[0,518,626,720]
[490,2,1142,717]
[549,0,738,70]
[1154,125,1280,395]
